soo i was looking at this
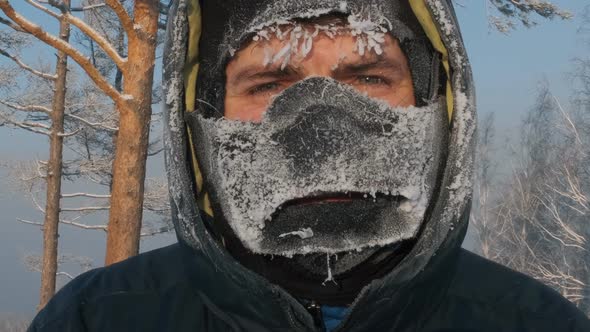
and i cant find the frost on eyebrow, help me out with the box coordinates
[231,9,400,70]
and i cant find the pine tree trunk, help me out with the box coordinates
[38,1,70,310]
[104,0,159,265]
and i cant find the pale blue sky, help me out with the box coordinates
[0,0,587,315]
[456,0,587,127]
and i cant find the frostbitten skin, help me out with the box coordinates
[225,31,416,122]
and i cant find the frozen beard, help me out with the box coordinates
[188,78,447,263]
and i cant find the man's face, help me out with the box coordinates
[225,27,416,122]
[190,20,445,259]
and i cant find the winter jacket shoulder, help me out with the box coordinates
[27,244,207,332]
[441,250,590,331]
[28,244,590,332]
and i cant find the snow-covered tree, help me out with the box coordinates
[0,0,161,266]
[485,0,572,33]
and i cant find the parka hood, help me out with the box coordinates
[163,0,475,310]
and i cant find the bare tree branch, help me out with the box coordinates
[26,0,127,72]
[0,99,52,114]
[71,3,106,12]
[25,0,59,18]
[58,127,84,137]
[30,189,46,212]
[18,120,50,129]
[19,217,109,232]
[23,253,95,286]
[0,15,26,32]
[0,47,56,80]
[59,218,107,231]
[472,85,590,311]
[0,114,51,135]
[17,218,43,226]
[61,192,110,198]
[140,226,173,237]
[60,205,110,212]
[64,12,127,71]
[65,112,118,131]
[55,271,74,280]
[105,0,134,38]
[0,1,122,102]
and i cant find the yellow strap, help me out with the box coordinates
[185,0,214,216]
[409,0,454,120]
[184,0,201,113]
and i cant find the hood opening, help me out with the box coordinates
[163,0,475,308]
[182,0,455,213]
[182,0,455,218]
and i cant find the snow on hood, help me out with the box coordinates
[162,0,475,287]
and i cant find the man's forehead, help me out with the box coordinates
[230,32,401,67]
[225,2,416,59]
[228,16,402,74]
[234,25,394,58]
[232,0,414,39]
[196,0,424,80]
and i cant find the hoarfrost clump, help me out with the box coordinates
[322,253,336,285]
[279,227,314,239]
[429,0,454,36]
[249,9,393,69]
[347,12,391,56]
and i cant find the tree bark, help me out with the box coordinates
[104,0,159,265]
[38,0,70,310]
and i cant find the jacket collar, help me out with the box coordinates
[178,212,467,331]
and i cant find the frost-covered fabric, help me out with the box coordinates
[163,0,476,305]
[195,0,434,115]
[202,0,423,64]
[187,77,447,256]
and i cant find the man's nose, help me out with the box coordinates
[270,104,364,171]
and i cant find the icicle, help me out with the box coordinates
[301,33,313,57]
[374,43,383,56]
[356,37,366,56]
[322,254,337,285]
[280,52,291,70]
[272,43,291,65]
[262,46,272,66]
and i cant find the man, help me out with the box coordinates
[29,0,590,331]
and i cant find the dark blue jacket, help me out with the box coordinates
[28,240,590,331]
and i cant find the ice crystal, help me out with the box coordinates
[250,10,393,69]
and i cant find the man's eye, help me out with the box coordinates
[248,82,282,95]
[356,76,389,86]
